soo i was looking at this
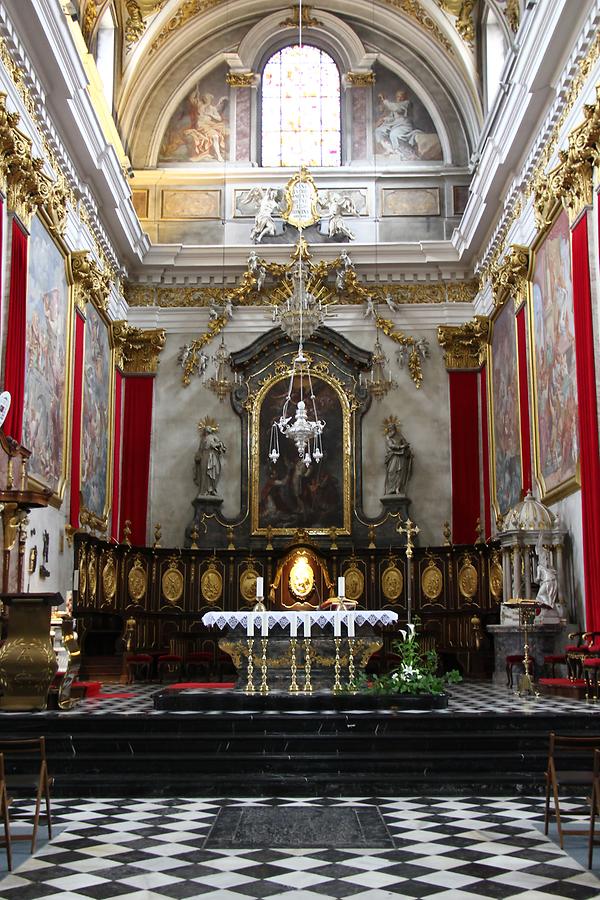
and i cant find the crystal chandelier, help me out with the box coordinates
[272,241,327,341]
[269,237,326,467]
[204,336,236,401]
[367,330,397,401]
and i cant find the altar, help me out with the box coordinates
[202,610,398,692]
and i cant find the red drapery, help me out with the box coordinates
[516,306,532,494]
[0,196,3,346]
[120,375,154,545]
[4,219,28,442]
[572,211,600,631]
[449,371,481,544]
[110,369,123,541]
[69,311,85,528]
[479,366,492,539]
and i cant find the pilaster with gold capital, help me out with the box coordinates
[490,244,530,311]
[69,251,112,314]
[112,321,166,374]
[437,316,490,371]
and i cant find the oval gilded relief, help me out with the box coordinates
[201,562,223,604]
[78,547,87,597]
[381,564,403,602]
[162,562,184,605]
[289,554,314,600]
[344,565,364,602]
[459,559,478,599]
[240,567,258,604]
[421,560,443,601]
[490,562,503,600]
[102,556,117,601]
[128,561,147,602]
[87,554,97,601]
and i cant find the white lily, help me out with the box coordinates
[398,629,407,641]
[407,623,416,635]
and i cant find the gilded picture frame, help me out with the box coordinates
[79,300,116,533]
[22,210,74,503]
[487,296,523,520]
[528,207,580,503]
[250,368,352,536]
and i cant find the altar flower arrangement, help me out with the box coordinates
[358,620,461,696]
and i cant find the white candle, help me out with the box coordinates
[246,612,254,637]
[334,611,341,637]
[261,612,269,637]
[256,576,264,598]
[289,612,297,638]
[338,576,345,598]
[347,613,355,638]
[303,612,311,637]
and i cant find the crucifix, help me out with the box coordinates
[396,517,420,623]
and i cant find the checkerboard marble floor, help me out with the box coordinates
[2,796,600,900]
[2,680,599,718]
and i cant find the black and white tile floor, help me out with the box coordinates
[1,796,600,900]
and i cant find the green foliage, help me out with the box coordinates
[356,620,462,696]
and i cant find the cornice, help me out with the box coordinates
[112,321,166,373]
[489,244,530,310]
[437,315,490,370]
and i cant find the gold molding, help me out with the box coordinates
[346,72,376,87]
[375,316,425,389]
[150,0,223,55]
[384,0,453,55]
[435,1,475,47]
[226,71,256,88]
[490,244,530,310]
[279,5,322,27]
[437,316,490,370]
[112,322,166,373]
[69,250,112,313]
[125,0,146,48]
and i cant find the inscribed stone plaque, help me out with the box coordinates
[382,188,440,217]
[161,189,221,219]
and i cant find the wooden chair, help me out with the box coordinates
[0,753,11,871]
[544,732,600,848]
[0,737,52,853]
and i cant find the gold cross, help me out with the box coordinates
[396,517,420,559]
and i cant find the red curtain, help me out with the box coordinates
[516,306,532,494]
[4,219,28,442]
[479,366,492,539]
[572,212,600,631]
[0,196,3,346]
[120,375,154,545]
[110,369,123,541]
[449,371,481,544]
[69,311,85,528]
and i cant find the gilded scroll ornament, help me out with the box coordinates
[421,559,443,601]
[490,558,503,600]
[162,559,184,605]
[490,245,530,310]
[344,564,365,602]
[88,553,98,602]
[384,0,453,54]
[280,5,322,26]
[150,0,223,54]
[128,557,147,602]
[201,561,223,604]
[346,72,376,87]
[436,1,475,46]
[226,72,256,88]
[125,0,146,48]
[112,322,166,373]
[240,566,259,604]
[69,251,111,313]
[458,554,478,599]
[78,546,87,597]
[437,316,490,370]
[102,555,117,601]
[381,563,404,602]
[289,553,315,600]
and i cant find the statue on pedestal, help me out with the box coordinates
[535,537,558,609]
[194,417,227,496]
[383,416,413,496]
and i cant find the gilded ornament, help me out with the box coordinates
[436,1,475,46]
[289,554,315,600]
[490,245,530,310]
[162,560,184,604]
[226,72,256,88]
[78,547,87,597]
[375,317,426,389]
[421,559,443,601]
[112,321,166,373]
[125,0,146,48]
[150,0,223,54]
[381,564,404,602]
[281,167,320,229]
[458,555,478,599]
[280,5,322,27]
[490,561,503,601]
[384,0,453,54]
[128,558,147,602]
[102,555,117,601]
[344,564,364,602]
[69,251,111,313]
[240,566,259,604]
[437,316,490,370]
[505,0,520,32]
[88,553,98,601]
[346,72,375,87]
[201,561,223,604]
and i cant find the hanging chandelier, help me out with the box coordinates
[367,330,397,400]
[272,242,328,341]
[204,335,236,401]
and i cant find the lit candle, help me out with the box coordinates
[338,576,345,598]
[347,613,355,638]
[289,612,297,638]
[303,612,311,637]
[246,612,254,637]
[256,576,264,599]
[261,612,269,637]
[334,611,341,637]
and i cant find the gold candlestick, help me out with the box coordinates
[289,637,299,692]
[260,637,269,694]
[348,638,356,690]
[333,637,342,693]
[246,638,255,693]
[303,638,313,693]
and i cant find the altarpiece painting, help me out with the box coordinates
[490,299,522,516]
[80,302,113,525]
[22,214,72,497]
[530,208,579,501]
[252,374,350,534]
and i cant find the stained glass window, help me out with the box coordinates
[262,45,341,167]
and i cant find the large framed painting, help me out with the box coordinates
[489,298,522,518]
[80,302,114,530]
[22,213,73,499]
[251,372,351,535]
[529,208,579,502]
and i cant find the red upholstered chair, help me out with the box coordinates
[566,631,600,680]
[157,654,183,682]
[126,653,153,683]
[185,640,216,680]
[583,656,600,700]
[544,654,568,678]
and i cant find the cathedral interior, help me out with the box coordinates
[1,0,600,897]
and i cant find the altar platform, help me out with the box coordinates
[2,681,600,798]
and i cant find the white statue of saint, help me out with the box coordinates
[535,537,558,608]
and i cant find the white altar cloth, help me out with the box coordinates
[202,609,398,637]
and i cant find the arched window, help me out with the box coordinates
[484,7,508,112]
[95,5,116,110]
[261,45,341,167]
